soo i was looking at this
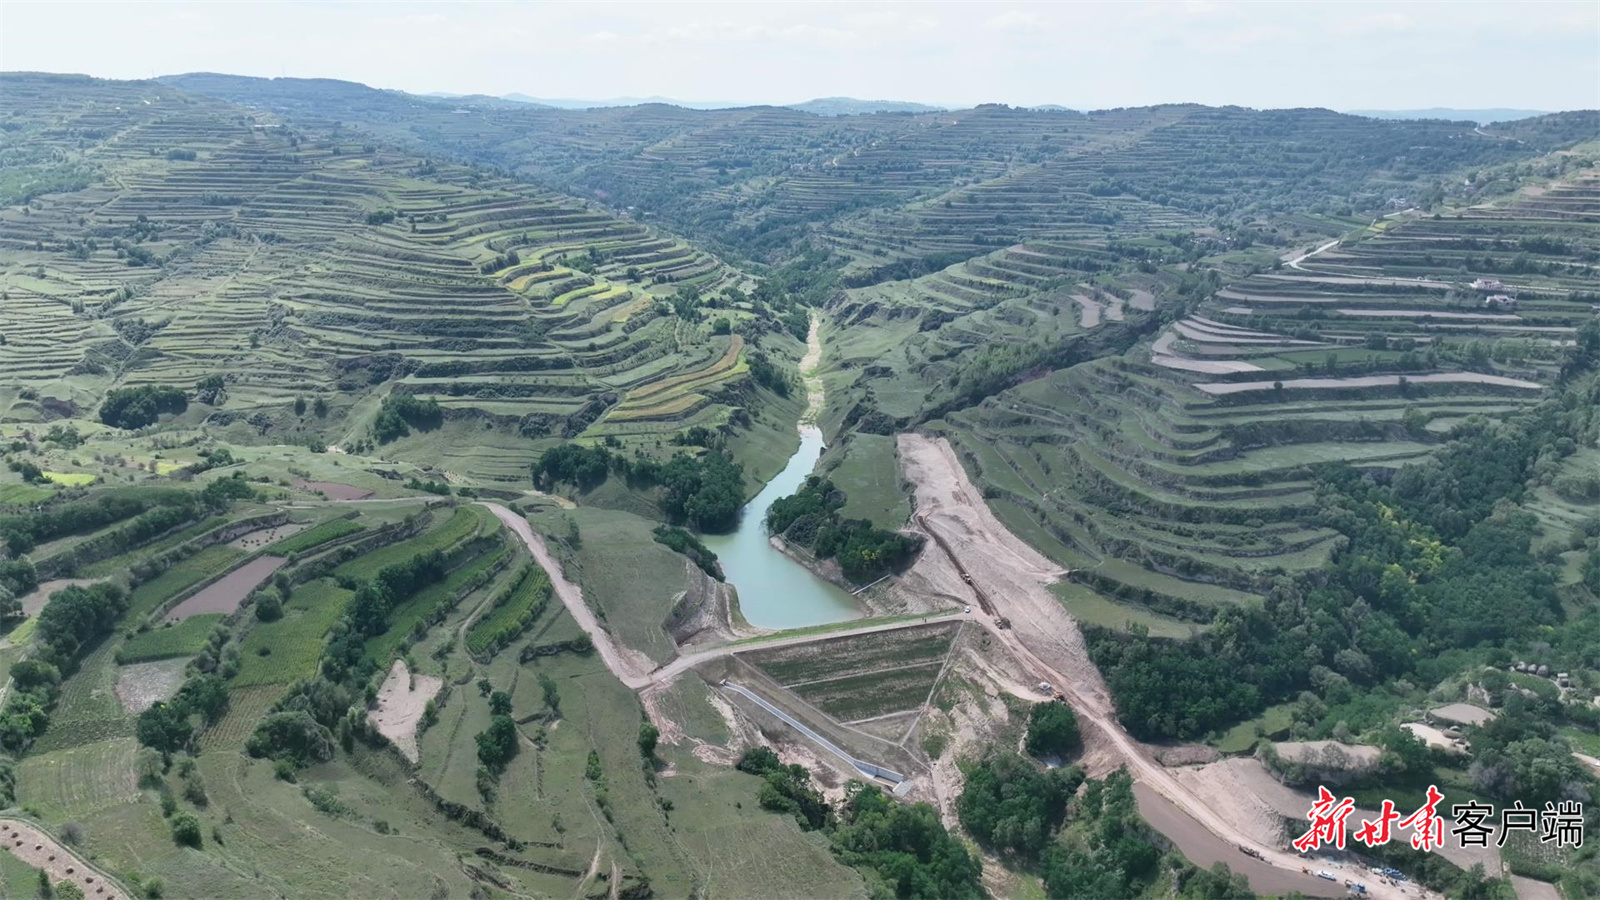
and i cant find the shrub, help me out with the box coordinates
[170,812,202,848]
[652,525,723,580]
[246,710,336,766]
[254,593,283,622]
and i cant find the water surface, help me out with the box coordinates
[701,426,861,630]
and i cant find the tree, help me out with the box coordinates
[254,593,283,622]
[136,702,193,754]
[489,691,512,716]
[833,785,984,899]
[957,753,1081,859]
[475,715,518,771]
[170,812,202,848]
[538,673,560,714]
[245,711,336,766]
[638,722,660,760]
[194,375,226,405]
[1024,701,1081,759]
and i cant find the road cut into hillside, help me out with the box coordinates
[895,432,1434,900]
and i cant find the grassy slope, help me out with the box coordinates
[524,505,689,665]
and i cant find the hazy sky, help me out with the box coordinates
[2,0,1597,111]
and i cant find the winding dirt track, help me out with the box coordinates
[895,434,1424,900]
[483,503,653,688]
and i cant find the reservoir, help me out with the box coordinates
[701,425,862,630]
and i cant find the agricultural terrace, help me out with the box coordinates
[922,178,1600,640]
[0,72,797,487]
[366,539,510,663]
[160,75,1590,284]
[332,505,489,582]
[463,562,550,656]
[233,578,353,687]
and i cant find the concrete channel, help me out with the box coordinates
[720,681,908,785]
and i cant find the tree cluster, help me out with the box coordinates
[98,385,187,429]
[767,476,922,581]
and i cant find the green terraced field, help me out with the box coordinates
[117,613,223,662]
[233,578,353,687]
[266,516,365,555]
[333,505,487,581]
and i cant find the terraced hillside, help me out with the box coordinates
[161,74,1597,276]
[0,73,803,483]
[926,173,1600,637]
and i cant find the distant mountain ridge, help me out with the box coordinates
[437,93,949,115]
[500,93,742,110]
[1346,107,1551,125]
[787,97,948,116]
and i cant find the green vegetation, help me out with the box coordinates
[0,488,195,556]
[1,67,1596,900]
[233,579,352,687]
[369,395,442,445]
[464,563,551,656]
[364,544,504,663]
[98,386,187,430]
[958,753,1082,859]
[265,518,364,555]
[765,475,922,581]
[738,747,983,898]
[1042,770,1243,899]
[534,444,747,532]
[116,615,224,663]
[333,507,482,582]
[1090,378,1599,740]
[1024,701,1081,760]
[651,524,722,580]
[125,544,243,619]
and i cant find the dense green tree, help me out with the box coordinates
[475,714,518,771]
[956,753,1081,859]
[1024,701,1081,759]
[170,812,202,848]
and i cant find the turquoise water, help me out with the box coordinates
[701,426,862,630]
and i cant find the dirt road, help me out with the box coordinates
[799,312,825,427]
[896,434,1429,900]
[1285,238,1339,271]
[482,502,653,688]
